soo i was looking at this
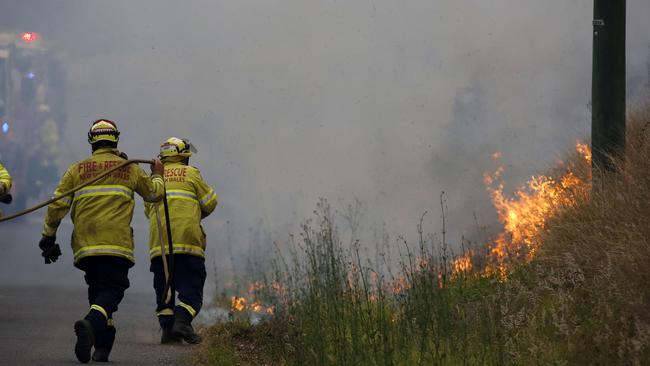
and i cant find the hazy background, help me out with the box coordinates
[0,1,649,296]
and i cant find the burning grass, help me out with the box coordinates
[201,103,650,365]
[481,141,592,277]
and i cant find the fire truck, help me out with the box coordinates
[0,31,66,211]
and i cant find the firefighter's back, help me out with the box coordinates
[147,162,216,259]
[67,149,141,263]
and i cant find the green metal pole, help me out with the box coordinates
[592,0,626,174]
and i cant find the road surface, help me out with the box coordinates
[0,220,202,365]
[0,286,196,365]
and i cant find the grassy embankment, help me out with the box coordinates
[198,105,650,366]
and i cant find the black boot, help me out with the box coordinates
[159,314,181,344]
[74,319,95,363]
[161,328,182,344]
[92,326,116,362]
[171,308,202,344]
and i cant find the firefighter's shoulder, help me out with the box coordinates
[187,165,207,179]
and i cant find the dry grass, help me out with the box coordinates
[197,320,289,366]
[525,103,650,364]
[547,104,650,314]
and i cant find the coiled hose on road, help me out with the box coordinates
[0,159,175,304]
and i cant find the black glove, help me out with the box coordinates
[0,193,11,204]
[39,236,62,264]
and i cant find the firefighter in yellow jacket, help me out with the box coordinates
[0,162,11,197]
[145,137,217,344]
[39,119,165,363]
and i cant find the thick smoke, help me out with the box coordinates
[0,0,649,291]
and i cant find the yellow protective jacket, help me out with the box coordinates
[144,161,217,259]
[0,162,11,193]
[43,148,165,265]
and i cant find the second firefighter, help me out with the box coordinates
[144,137,217,344]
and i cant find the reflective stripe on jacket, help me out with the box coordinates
[145,162,217,259]
[0,162,11,192]
[42,148,165,264]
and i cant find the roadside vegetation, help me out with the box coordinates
[199,103,650,366]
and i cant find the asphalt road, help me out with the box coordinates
[0,219,201,365]
[0,286,195,365]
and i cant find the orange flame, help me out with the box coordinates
[251,302,264,313]
[231,296,246,312]
[452,253,472,275]
[484,142,591,276]
[230,280,283,315]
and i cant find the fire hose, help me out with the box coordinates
[0,159,176,304]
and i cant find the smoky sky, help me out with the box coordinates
[1,1,650,288]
